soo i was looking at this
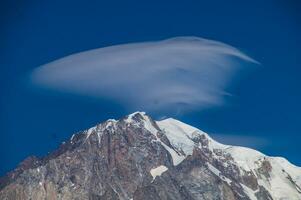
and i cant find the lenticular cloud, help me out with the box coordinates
[31,36,257,113]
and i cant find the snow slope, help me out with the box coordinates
[87,112,301,200]
[155,116,301,200]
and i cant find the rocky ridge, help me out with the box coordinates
[0,112,300,200]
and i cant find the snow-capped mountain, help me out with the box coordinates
[1,112,300,200]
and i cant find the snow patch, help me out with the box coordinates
[207,163,232,185]
[159,141,186,166]
[70,134,75,143]
[97,132,102,144]
[124,111,146,124]
[141,114,159,134]
[225,146,264,172]
[86,126,96,139]
[157,118,227,166]
[241,184,257,200]
[273,157,301,188]
[157,118,195,157]
[126,112,185,166]
[207,163,220,176]
[150,165,168,180]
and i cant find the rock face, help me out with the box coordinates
[0,112,301,200]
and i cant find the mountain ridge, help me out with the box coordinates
[1,111,300,200]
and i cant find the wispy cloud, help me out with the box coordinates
[30,36,257,114]
[211,134,268,149]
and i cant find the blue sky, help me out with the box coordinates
[0,0,300,175]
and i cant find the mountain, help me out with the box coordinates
[0,112,300,200]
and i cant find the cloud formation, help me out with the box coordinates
[31,36,257,114]
[211,134,268,149]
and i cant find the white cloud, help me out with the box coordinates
[30,36,257,114]
[211,134,268,149]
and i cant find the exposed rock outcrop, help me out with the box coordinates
[1,112,300,200]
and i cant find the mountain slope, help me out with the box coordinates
[0,112,300,200]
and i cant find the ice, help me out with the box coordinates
[150,165,168,180]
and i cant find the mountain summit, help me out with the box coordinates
[1,112,300,200]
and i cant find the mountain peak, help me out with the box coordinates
[1,112,301,200]
[124,111,148,123]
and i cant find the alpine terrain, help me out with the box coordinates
[0,112,300,200]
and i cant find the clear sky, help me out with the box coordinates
[1,0,300,176]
